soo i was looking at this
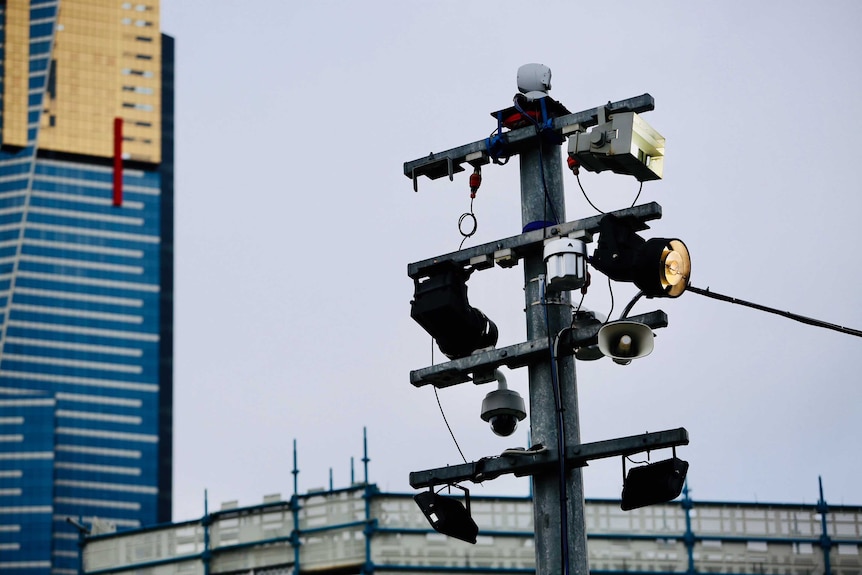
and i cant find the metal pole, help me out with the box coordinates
[519,140,588,575]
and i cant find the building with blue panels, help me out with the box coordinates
[0,1,173,573]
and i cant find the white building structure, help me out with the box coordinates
[82,481,861,575]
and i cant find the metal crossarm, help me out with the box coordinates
[408,202,663,280]
[409,427,689,489]
[410,310,669,388]
[404,94,655,191]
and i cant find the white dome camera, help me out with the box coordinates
[517,63,552,100]
[481,384,527,437]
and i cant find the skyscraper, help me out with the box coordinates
[0,1,173,573]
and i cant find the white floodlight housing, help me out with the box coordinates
[517,63,552,100]
[568,112,665,181]
[543,237,587,293]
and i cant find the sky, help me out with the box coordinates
[160,1,862,522]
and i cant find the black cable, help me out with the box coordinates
[458,198,477,250]
[512,95,560,229]
[605,276,615,324]
[430,338,469,464]
[434,387,468,464]
[620,291,644,320]
[687,285,862,338]
[576,173,606,215]
[540,278,571,575]
[537,144,561,229]
[577,174,645,213]
[630,180,644,207]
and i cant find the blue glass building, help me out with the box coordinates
[0,2,173,573]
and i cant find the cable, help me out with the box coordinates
[430,338,469,465]
[576,173,606,215]
[540,277,571,575]
[687,285,862,338]
[572,289,586,316]
[630,180,644,207]
[434,387,468,464]
[576,173,645,213]
[458,197,477,250]
[512,95,560,230]
[537,144,561,230]
[620,290,645,320]
[605,276,615,324]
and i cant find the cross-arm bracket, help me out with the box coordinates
[404,94,655,192]
[409,427,689,489]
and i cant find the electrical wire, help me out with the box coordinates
[431,194,488,465]
[620,290,644,320]
[537,144,561,230]
[573,290,586,315]
[430,338,469,464]
[540,277,571,575]
[630,180,644,207]
[576,173,606,215]
[458,197,477,250]
[687,285,862,338]
[487,127,510,166]
[576,173,645,214]
[434,387,468,464]
[512,96,560,230]
[605,276,615,324]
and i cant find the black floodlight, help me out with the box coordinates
[414,487,478,544]
[621,457,689,511]
[591,215,691,298]
[410,262,498,359]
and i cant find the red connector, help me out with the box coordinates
[469,166,482,198]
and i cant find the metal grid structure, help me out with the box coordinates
[82,482,861,575]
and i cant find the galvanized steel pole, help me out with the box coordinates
[519,142,589,575]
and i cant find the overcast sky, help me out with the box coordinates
[160,1,862,521]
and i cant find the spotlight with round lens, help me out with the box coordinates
[635,238,691,298]
[591,215,692,298]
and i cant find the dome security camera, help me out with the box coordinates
[517,63,552,100]
[481,387,527,437]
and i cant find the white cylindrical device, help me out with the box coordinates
[543,237,587,292]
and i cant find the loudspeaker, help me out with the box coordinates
[597,321,654,365]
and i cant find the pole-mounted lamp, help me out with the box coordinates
[620,451,689,511]
[410,262,498,360]
[591,214,691,298]
[414,484,479,544]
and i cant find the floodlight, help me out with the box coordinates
[591,215,691,298]
[414,488,478,544]
[568,111,664,181]
[411,263,499,360]
[621,457,689,510]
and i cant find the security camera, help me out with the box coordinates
[488,411,519,437]
[517,63,552,100]
[481,386,526,437]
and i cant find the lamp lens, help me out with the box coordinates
[661,240,690,297]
